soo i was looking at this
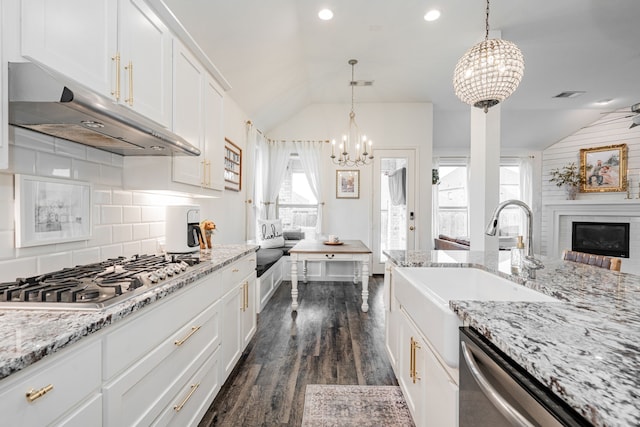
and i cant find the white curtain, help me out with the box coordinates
[259,140,294,219]
[295,140,324,235]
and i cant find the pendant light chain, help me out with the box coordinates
[484,0,490,40]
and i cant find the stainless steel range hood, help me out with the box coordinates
[8,62,201,156]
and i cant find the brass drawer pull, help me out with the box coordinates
[174,326,201,346]
[111,53,121,100]
[25,384,53,403]
[173,383,200,412]
[124,61,134,106]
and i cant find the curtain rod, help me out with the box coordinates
[246,120,330,143]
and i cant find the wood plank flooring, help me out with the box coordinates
[198,275,397,426]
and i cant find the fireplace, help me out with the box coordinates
[571,222,630,258]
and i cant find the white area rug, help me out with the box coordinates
[301,385,415,426]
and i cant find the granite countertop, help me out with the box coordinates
[0,244,258,382]
[385,249,640,427]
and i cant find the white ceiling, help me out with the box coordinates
[161,0,640,151]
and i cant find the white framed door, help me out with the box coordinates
[372,149,416,274]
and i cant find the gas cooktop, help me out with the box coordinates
[0,254,200,310]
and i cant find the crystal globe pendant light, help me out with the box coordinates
[453,0,525,112]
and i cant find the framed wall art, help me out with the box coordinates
[580,144,628,193]
[336,170,360,199]
[15,174,92,248]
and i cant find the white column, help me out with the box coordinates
[469,105,501,252]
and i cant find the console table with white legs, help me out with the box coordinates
[288,240,372,312]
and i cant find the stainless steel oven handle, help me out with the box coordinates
[461,341,535,427]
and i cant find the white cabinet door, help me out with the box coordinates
[118,0,172,127]
[204,74,225,190]
[172,40,204,187]
[21,0,117,97]
[1,3,6,170]
[241,275,257,347]
[396,311,426,425]
[424,344,459,427]
[221,284,242,379]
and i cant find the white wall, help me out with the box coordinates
[199,96,249,244]
[268,102,433,250]
[541,112,640,272]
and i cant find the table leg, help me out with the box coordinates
[353,261,358,284]
[303,260,308,284]
[361,260,369,312]
[291,259,299,311]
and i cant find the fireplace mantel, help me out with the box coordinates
[542,199,640,274]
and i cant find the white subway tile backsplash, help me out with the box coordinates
[123,206,141,223]
[113,190,133,205]
[0,231,15,260]
[93,189,112,205]
[55,240,88,253]
[149,222,165,237]
[38,252,73,274]
[55,139,87,159]
[140,239,160,254]
[141,206,164,222]
[122,241,141,257]
[0,256,37,282]
[86,147,113,165]
[72,247,101,265]
[112,155,124,167]
[10,146,37,175]
[113,224,133,242]
[100,164,123,187]
[36,152,72,178]
[132,223,150,240]
[12,127,55,152]
[101,206,123,224]
[93,206,101,226]
[71,159,96,181]
[90,225,112,247]
[100,244,123,260]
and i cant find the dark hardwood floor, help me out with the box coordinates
[198,275,397,427]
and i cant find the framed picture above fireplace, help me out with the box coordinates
[580,143,628,193]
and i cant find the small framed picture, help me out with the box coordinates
[15,174,92,248]
[336,170,360,199]
[580,144,628,193]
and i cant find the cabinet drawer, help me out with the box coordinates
[153,346,222,427]
[103,272,219,378]
[221,254,256,294]
[0,340,101,427]
[104,299,221,427]
[294,253,362,261]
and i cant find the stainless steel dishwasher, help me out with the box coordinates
[459,328,589,427]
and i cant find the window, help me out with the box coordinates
[437,165,468,237]
[277,155,318,233]
[435,161,525,238]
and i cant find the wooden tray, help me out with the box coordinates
[323,241,344,245]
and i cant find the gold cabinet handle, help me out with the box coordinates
[409,337,414,379]
[244,281,249,310]
[201,160,207,186]
[411,337,421,383]
[206,160,211,187]
[111,53,121,100]
[174,326,201,346]
[25,384,53,403]
[124,61,134,106]
[173,383,200,412]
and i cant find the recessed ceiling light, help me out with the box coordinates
[553,91,585,99]
[424,9,441,22]
[318,9,333,21]
[595,99,613,105]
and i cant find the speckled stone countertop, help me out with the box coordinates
[0,244,258,382]
[385,249,640,427]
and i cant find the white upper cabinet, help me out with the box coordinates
[21,0,172,128]
[172,40,225,191]
[118,0,172,127]
[21,0,117,98]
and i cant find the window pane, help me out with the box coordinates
[438,166,468,237]
[277,156,318,232]
[277,206,318,230]
[499,165,522,236]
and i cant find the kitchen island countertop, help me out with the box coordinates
[385,249,640,427]
[0,244,258,381]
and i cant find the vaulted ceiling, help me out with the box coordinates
[161,0,640,151]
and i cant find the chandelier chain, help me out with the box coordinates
[484,0,490,41]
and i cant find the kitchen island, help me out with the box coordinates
[385,249,640,427]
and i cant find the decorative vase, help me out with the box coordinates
[564,185,578,200]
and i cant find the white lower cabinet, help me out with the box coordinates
[0,339,102,427]
[386,269,459,427]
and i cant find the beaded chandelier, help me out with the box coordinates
[453,0,525,112]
